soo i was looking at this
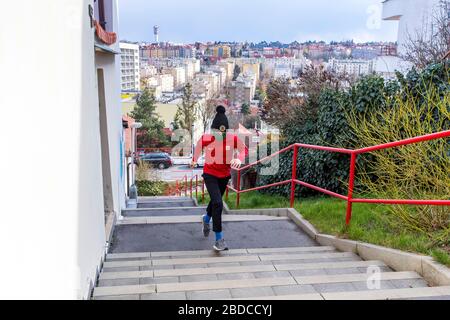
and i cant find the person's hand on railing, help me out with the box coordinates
[190,161,197,169]
[230,158,242,170]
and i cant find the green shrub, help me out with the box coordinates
[346,79,450,241]
[256,63,449,202]
[136,180,168,196]
[257,74,389,197]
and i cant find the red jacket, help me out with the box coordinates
[193,133,248,178]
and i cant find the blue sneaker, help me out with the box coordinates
[202,214,211,238]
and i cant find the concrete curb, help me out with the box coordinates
[223,206,450,287]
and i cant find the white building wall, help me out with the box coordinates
[0,0,124,299]
[382,0,443,55]
[158,74,175,92]
[170,67,186,88]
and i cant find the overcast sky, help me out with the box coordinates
[118,0,399,43]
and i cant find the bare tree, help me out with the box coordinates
[260,77,303,128]
[196,94,219,133]
[260,65,351,128]
[402,0,450,69]
[174,83,197,135]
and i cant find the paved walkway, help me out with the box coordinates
[93,196,450,300]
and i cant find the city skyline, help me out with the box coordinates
[118,0,399,44]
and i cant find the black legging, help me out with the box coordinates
[203,173,230,233]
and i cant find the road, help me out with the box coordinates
[156,165,203,182]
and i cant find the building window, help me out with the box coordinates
[94,0,113,32]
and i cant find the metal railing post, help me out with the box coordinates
[185,175,188,197]
[290,145,299,208]
[202,180,205,202]
[176,180,179,196]
[190,177,193,198]
[346,153,357,225]
[195,175,198,199]
[236,170,241,208]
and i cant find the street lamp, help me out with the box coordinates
[129,122,142,205]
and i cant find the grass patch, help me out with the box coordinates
[197,191,450,267]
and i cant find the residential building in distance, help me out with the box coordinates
[157,73,175,93]
[373,54,413,81]
[218,60,236,84]
[225,74,257,106]
[140,43,196,60]
[241,62,260,80]
[204,65,227,89]
[210,45,231,58]
[196,72,220,95]
[140,63,157,78]
[165,66,186,89]
[262,57,309,79]
[327,58,374,77]
[120,42,140,92]
[192,77,212,99]
[144,58,200,84]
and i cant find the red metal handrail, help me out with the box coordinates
[174,174,205,201]
[226,130,450,225]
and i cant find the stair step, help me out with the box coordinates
[99,260,387,280]
[238,293,325,300]
[237,286,450,300]
[102,252,357,268]
[93,271,424,297]
[138,196,191,202]
[106,246,336,260]
[101,256,362,273]
[117,215,289,225]
[121,208,205,217]
[157,277,297,293]
[321,286,450,300]
[137,201,195,209]
[274,260,386,271]
[93,284,156,297]
[293,271,420,285]
[93,277,296,297]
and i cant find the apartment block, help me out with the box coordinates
[211,45,231,58]
[141,44,196,59]
[262,57,309,79]
[196,72,220,95]
[218,60,236,83]
[328,58,374,77]
[204,65,227,89]
[225,73,257,106]
[165,66,186,88]
[158,73,175,92]
[192,78,212,99]
[140,63,157,78]
[120,42,140,91]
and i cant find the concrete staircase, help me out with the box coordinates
[92,197,450,300]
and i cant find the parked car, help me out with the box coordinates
[136,152,173,169]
